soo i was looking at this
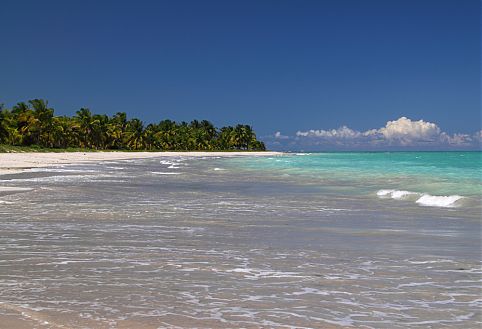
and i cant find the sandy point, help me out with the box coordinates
[0,151,284,176]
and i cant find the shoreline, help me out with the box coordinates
[0,151,283,176]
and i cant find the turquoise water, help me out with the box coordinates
[0,153,480,327]
[227,152,482,203]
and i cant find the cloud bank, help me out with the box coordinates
[269,117,481,151]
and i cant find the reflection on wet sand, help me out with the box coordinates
[0,156,480,328]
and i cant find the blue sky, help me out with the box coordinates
[1,0,480,150]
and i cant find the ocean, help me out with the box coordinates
[0,152,480,328]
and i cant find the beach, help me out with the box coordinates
[2,0,478,326]
[0,152,480,328]
[0,151,282,176]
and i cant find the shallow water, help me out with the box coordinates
[0,153,480,328]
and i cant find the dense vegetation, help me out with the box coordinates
[0,99,265,151]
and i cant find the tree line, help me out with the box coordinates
[0,99,266,151]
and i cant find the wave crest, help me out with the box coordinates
[377,189,464,208]
[377,189,419,200]
[415,194,464,208]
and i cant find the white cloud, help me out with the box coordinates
[440,132,473,146]
[274,131,289,139]
[280,117,480,150]
[296,126,361,139]
[473,130,482,143]
[378,117,441,145]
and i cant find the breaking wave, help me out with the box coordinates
[377,189,465,208]
[415,194,464,208]
[377,189,419,200]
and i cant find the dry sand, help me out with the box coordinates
[0,151,283,176]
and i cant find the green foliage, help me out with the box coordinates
[0,99,266,152]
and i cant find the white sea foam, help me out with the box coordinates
[216,267,304,280]
[397,281,437,288]
[377,189,465,208]
[6,174,121,183]
[376,189,394,197]
[391,190,419,200]
[0,187,33,192]
[291,287,329,296]
[105,166,125,170]
[151,172,182,175]
[377,189,419,200]
[213,167,225,171]
[159,159,184,169]
[415,194,464,208]
[160,160,183,166]
[26,167,98,173]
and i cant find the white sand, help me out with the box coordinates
[0,151,283,176]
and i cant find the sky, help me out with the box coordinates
[0,0,480,150]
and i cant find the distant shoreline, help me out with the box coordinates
[0,151,284,176]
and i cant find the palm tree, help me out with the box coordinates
[1,99,268,151]
[105,113,125,149]
[50,116,67,148]
[0,108,11,143]
[90,114,110,149]
[11,102,31,145]
[143,123,159,150]
[124,118,144,150]
[218,126,234,150]
[0,107,22,145]
[75,108,94,148]
[12,102,29,115]
[17,108,39,146]
[29,99,54,146]
[155,120,177,150]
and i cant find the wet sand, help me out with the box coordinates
[0,151,283,176]
[0,154,479,328]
